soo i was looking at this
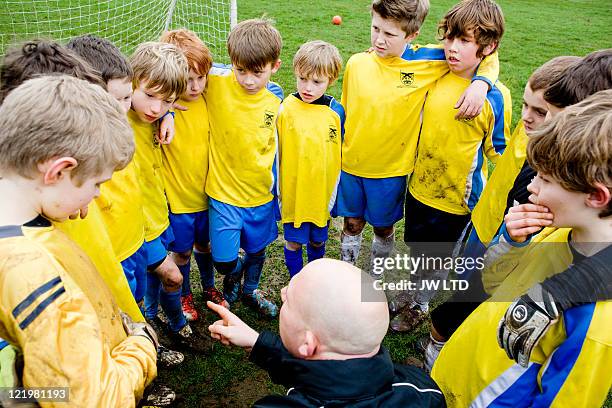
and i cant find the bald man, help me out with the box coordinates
[208,259,445,407]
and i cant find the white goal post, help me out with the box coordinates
[0,0,237,60]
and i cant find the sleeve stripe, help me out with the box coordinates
[485,86,507,155]
[12,276,62,318]
[401,45,446,61]
[532,303,595,407]
[0,339,9,350]
[18,286,66,330]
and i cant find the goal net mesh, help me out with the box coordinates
[0,0,235,60]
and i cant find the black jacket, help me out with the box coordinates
[249,331,446,407]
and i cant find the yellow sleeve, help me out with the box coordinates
[0,252,157,408]
[340,59,350,108]
[474,50,499,88]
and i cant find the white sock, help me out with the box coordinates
[370,232,395,275]
[424,334,446,373]
[341,232,362,265]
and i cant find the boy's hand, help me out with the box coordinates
[68,204,89,220]
[158,113,175,145]
[207,301,259,350]
[504,203,554,243]
[172,101,188,112]
[455,80,488,119]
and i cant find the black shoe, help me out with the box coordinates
[141,383,176,407]
[168,323,213,354]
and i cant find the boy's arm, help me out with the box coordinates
[455,51,500,119]
[483,87,512,164]
[0,257,157,407]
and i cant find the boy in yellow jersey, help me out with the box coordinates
[432,91,612,407]
[129,42,208,351]
[0,40,144,323]
[205,19,283,317]
[67,35,185,378]
[0,75,158,407]
[390,0,510,332]
[338,0,499,273]
[419,56,580,371]
[160,29,228,323]
[278,41,344,277]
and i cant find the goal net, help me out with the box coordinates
[0,0,237,60]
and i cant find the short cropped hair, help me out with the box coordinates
[544,48,612,108]
[371,0,430,37]
[438,0,505,57]
[0,40,104,104]
[130,42,189,101]
[528,90,612,218]
[293,41,343,84]
[160,29,213,76]
[0,75,134,184]
[66,34,133,83]
[227,18,282,70]
[528,56,582,93]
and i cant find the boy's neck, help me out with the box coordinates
[569,219,612,254]
[0,177,41,226]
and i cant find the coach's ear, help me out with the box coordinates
[586,182,611,209]
[39,157,78,185]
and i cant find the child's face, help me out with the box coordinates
[183,68,207,102]
[43,168,113,221]
[131,81,174,123]
[527,173,587,228]
[233,61,280,95]
[370,12,413,59]
[444,30,492,79]
[521,83,548,135]
[296,72,330,104]
[107,77,133,114]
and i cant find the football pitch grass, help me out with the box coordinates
[1,0,611,406]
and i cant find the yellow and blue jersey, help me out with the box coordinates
[54,200,144,322]
[278,93,345,227]
[96,159,146,261]
[341,45,499,178]
[409,73,511,215]
[432,228,612,407]
[471,123,529,244]
[129,109,170,241]
[162,95,209,214]
[205,65,284,207]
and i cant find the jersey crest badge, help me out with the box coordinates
[400,71,415,87]
[328,126,338,143]
[260,110,275,129]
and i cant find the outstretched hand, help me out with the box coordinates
[207,301,259,351]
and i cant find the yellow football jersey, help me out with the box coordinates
[54,201,144,322]
[432,228,612,407]
[409,73,512,215]
[0,216,156,406]
[205,66,283,207]
[96,159,146,261]
[341,45,499,178]
[471,123,528,244]
[162,95,209,214]
[129,109,170,241]
[278,93,344,227]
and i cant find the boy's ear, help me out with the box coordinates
[38,157,78,185]
[271,59,282,74]
[586,183,611,209]
[405,30,419,43]
[297,330,318,359]
[481,42,498,57]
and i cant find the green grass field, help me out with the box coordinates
[1,1,611,407]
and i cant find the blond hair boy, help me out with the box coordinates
[432,90,612,406]
[159,28,223,322]
[279,40,345,277]
[338,0,499,273]
[205,19,283,317]
[0,75,157,407]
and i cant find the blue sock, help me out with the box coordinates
[177,261,191,296]
[284,246,303,277]
[194,250,215,289]
[159,286,187,332]
[144,272,161,320]
[242,251,266,295]
[307,242,326,263]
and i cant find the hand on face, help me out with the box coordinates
[504,203,554,243]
